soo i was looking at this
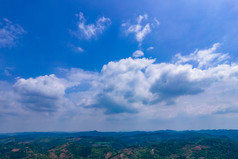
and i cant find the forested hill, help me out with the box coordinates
[1,130,238,158]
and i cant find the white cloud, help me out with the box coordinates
[68,44,84,53]
[132,50,144,58]
[77,46,84,52]
[73,12,111,39]
[57,68,98,84]
[13,75,68,112]
[2,43,238,131]
[147,46,154,51]
[14,74,66,98]
[127,14,151,43]
[3,43,238,117]
[0,18,26,48]
[173,43,230,69]
[123,14,159,45]
[87,43,238,116]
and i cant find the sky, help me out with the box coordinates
[1,0,238,132]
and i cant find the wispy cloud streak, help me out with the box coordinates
[72,12,111,40]
[0,18,25,48]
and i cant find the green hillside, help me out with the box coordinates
[1,130,238,158]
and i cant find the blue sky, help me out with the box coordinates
[1,0,238,132]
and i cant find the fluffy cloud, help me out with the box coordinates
[90,57,155,114]
[14,75,66,98]
[72,12,111,39]
[2,43,238,131]
[123,14,159,45]
[173,43,230,69]
[0,18,26,48]
[13,75,67,112]
[86,43,238,116]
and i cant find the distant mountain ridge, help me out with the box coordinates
[2,129,238,137]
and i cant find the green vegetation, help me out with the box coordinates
[1,130,238,158]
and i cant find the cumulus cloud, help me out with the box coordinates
[2,43,238,131]
[14,75,66,98]
[123,14,159,45]
[85,43,238,115]
[0,18,26,48]
[90,57,155,114]
[72,12,111,39]
[132,50,144,58]
[13,75,67,112]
